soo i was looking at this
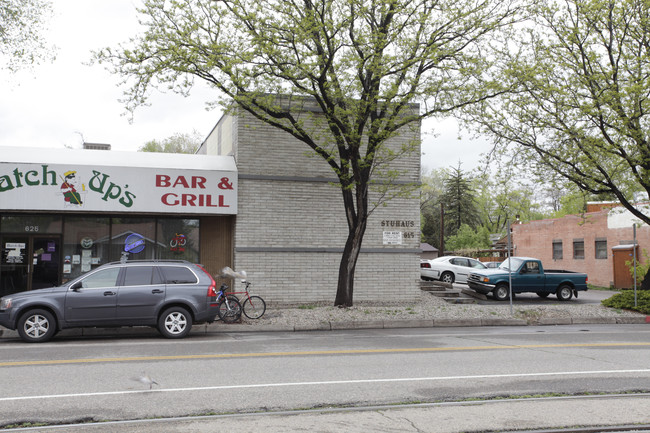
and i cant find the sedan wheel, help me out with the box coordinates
[441,272,455,284]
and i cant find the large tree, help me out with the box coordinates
[0,0,53,71]
[96,0,523,306]
[464,0,650,226]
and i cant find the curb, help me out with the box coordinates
[1,316,649,340]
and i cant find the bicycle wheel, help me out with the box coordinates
[242,295,266,319]
[217,297,242,323]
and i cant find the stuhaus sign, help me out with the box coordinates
[0,163,237,215]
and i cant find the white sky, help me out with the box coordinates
[0,0,488,171]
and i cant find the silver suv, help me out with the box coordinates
[0,260,220,343]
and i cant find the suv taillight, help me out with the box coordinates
[197,264,218,297]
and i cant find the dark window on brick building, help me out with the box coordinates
[595,239,607,259]
[573,239,585,259]
[552,240,563,260]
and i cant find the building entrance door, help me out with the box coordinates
[612,244,638,290]
[0,235,61,296]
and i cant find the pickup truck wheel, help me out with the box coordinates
[556,285,573,301]
[493,284,510,301]
[441,272,455,284]
[17,309,57,343]
[536,292,550,298]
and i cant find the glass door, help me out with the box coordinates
[31,236,61,289]
[1,236,29,296]
[0,235,61,295]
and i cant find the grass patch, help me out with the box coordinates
[3,422,49,429]
[588,283,614,291]
[297,304,316,310]
[514,309,543,323]
[602,290,650,315]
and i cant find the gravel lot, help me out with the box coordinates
[239,289,645,328]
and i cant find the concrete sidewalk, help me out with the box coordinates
[17,394,650,432]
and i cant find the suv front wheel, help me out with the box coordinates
[158,306,193,339]
[17,309,57,343]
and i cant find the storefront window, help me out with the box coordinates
[110,217,157,261]
[1,215,62,234]
[2,214,204,288]
[62,217,109,281]
[156,218,200,262]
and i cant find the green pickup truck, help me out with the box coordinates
[466,257,588,301]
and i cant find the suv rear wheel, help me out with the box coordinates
[158,306,193,338]
[17,309,57,343]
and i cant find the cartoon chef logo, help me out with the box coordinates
[60,170,85,206]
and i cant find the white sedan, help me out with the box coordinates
[420,256,487,284]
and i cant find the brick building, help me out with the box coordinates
[512,203,650,289]
[199,99,422,303]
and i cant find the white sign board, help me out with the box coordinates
[383,231,403,245]
[0,163,237,215]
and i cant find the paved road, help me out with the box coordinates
[1,324,650,431]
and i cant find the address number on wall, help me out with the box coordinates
[24,226,40,232]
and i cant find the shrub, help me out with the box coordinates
[601,291,650,315]
[626,249,650,287]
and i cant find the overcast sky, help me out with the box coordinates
[0,0,488,172]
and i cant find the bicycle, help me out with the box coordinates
[220,267,267,319]
[216,283,242,323]
[230,280,266,319]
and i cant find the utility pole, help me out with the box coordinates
[440,204,445,256]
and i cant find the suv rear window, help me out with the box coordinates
[159,266,198,284]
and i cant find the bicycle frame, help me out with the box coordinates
[229,281,253,302]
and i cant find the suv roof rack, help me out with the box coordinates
[104,259,192,265]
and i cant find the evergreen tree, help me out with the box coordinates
[440,163,480,239]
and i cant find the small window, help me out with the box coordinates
[123,266,155,286]
[522,261,540,274]
[552,240,563,260]
[452,258,469,267]
[160,266,198,284]
[573,239,585,259]
[595,239,607,259]
[80,268,120,289]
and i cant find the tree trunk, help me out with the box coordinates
[334,216,367,307]
[334,181,369,307]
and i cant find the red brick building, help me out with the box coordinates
[512,203,650,289]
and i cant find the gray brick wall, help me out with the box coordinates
[207,98,422,304]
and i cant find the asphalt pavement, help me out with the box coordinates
[2,292,650,433]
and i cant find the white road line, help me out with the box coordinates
[1,369,649,402]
